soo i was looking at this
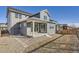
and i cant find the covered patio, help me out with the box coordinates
[26,17,49,37]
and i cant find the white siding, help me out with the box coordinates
[47,23,56,34]
[40,10,50,21]
[7,12,11,32]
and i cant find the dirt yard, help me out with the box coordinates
[0,34,61,53]
[32,35,79,53]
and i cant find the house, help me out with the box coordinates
[7,7,57,37]
[0,23,7,31]
[56,24,75,34]
[0,23,7,36]
[56,24,67,31]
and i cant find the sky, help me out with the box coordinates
[0,6,79,26]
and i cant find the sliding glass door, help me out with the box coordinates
[34,22,47,33]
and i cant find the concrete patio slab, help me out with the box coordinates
[0,34,62,53]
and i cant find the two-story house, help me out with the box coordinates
[7,7,57,37]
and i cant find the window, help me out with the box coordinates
[34,23,39,32]
[34,23,47,33]
[15,13,22,19]
[50,26,54,29]
[27,22,32,32]
[27,22,32,27]
[19,14,22,19]
[24,23,26,26]
[15,13,18,18]
[25,15,27,17]
[44,16,47,20]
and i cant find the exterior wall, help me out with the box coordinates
[47,23,56,34]
[12,23,20,35]
[20,22,27,36]
[7,12,11,32]
[40,10,50,21]
[7,11,29,34]
[27,27,32,36]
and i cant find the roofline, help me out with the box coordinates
[17,17,56,24]
[29,12,40,17]
[6,7,32,18]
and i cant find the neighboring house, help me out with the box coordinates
[0,23,7,30]
[0,23,7,36]
[7,7,57,37]
[56,24,68,33]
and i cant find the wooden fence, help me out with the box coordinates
[0,30,9,37]
[57,29,76,35]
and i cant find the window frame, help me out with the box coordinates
[44,15,47,20]
[15,13,18,18]
[19,14,22,19]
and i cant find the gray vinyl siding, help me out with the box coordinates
[7,11,29,34]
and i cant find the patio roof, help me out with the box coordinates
[18,17,56,24]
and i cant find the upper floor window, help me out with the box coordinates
[25,15,27,17]
[15,13,18,18]
[15,13,22,19]
[19,14,22,19]
[44,16,47,20]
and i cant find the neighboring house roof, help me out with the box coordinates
[0,23,6,25]
[6,7,32,18]
[0,23,7,28]
[57,24,68,27]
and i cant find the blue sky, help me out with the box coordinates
[0,6,79,24]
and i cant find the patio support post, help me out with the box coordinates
[32,21,35,37]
